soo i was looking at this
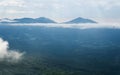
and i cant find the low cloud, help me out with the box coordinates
[9,23,120,29]
[0,38,24,62]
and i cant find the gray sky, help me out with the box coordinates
[0,0,120,23]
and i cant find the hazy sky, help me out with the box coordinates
[0,0,120,23]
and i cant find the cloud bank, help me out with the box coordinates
[0,38,24,62]
[9,23,120,29]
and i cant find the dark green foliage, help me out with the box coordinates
[0,56,73,75]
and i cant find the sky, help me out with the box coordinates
[0,0,120,23]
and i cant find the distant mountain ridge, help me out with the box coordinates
[14,17,56,23]
[0,18,15,23]
[0,17,97,24]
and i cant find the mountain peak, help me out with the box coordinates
[36,17,48,19]
[35,17,56,23]
[65,17,97,24]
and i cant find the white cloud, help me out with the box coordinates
[52,3,65,9]
[0,0,25,7]
[76,0,120,9]
[0,38,24,62]
[7,10,25,13]
[6,10,34,14]
[96,0,120,10]
[9,23,120,29]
